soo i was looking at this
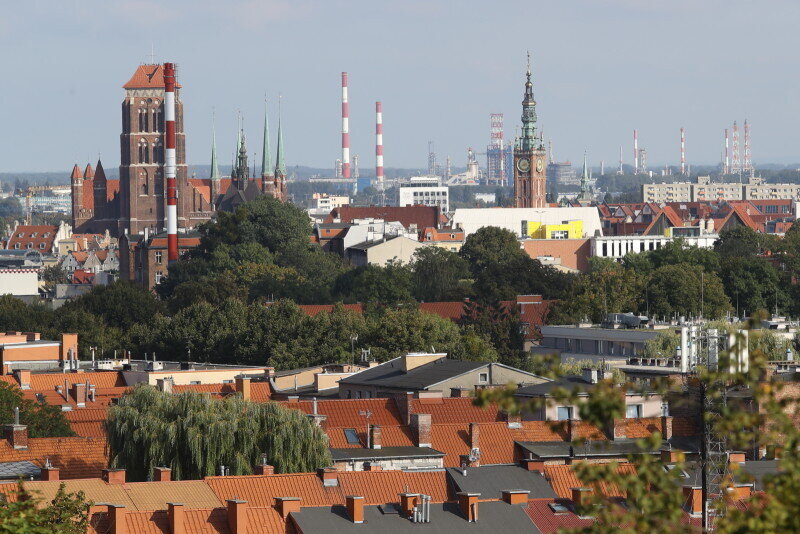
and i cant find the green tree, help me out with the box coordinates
[105,386,331,481]
[62,281,165,330]
[460,226,525,275]
[0,483,91,533]
[549,266,645,324]
[647,264,730,320]
[719,257,786,317]
[333,262,414,305]
[640,330,680,359]
[0,383,73,438]
[645,239,721,273]
[715,226,763,257]
[411,247,470,302]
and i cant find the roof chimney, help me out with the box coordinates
[275,497,300,519]
[571,487,594,516]
[41,460,59,481]
[501,490,530,505]
[411,413,432,447]
[4,407,28,450]
[346,495,365,524]
[235,376,251,401]
[369,424,382,449]
[683,486,702,515]
[227,499,249,533]
[71,382,87,407]
[157,378,174,394]
[520,459,544,473]
[110,504,126,534]
[457,492,479,522]
[399,493,419,518]
[168,503,185,534]
[154,467,171,482]
[103,468,126,485]
[318,467,339,487]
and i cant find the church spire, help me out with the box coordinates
[520,51,538,151]
[578,151,591,201]
[210,113,220,181]
[275,96,286,177]
[261,98,272,177]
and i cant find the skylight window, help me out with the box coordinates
[344,428,360,445]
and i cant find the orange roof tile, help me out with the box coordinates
[70,164,83,180]
[123,64,182,89]
[29,371,126,390]
[410,397,503,424]
[294,304,365,317]
[284,398,403,428]
[544,463,636,499]
[326,425,414,449]
[622,417,661,439]
[0,436,107,479]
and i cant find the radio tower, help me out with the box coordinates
[341,72,351,180]
[724,129,730,175]
[375,101,384,197]
[743,119,752,176]
[680,127,686,175]
[487,113,505,185]
[731,121,741,176]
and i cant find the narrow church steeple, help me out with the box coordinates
[210,113,220,181]
[578,152,591,201]
[261,99,272,178]
[520,51,539,152]
[275,97,286,177]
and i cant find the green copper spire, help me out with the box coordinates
[520,51,538,151]
[578,151,591,201]
[261,99,272,177]
[210,113,220,181]
[275,96,286,176]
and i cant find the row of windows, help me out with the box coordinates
[138,140,164,164]
[556,403,664,420]
[138,108,164,133]
[17,232,50,238]
[14,243,47,250]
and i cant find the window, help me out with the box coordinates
[155,251,163,264]
[39,243,45,249]
[626,404,643,419]
[556,406,573,421]
[27,243,32,249]
[343,428,360,445]
[222,380,233,384]
[14,243,19,249]
[478,372,488,384]
[661,402,670,417]
[189,380,201,385]
[139,108,149,132]
[551,230,569,239]
[155,272,163,285]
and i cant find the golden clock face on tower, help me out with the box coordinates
[536,158,544,173]
[516,158,530,173]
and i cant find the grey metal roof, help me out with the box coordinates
[517,437,700,460]
[445,465,557,500]
[515,375,593,397]
[339,358,486,390]
[0,461,41,480]
[678,460,778,490]
[290,500,541,533]
[330,447,445,462]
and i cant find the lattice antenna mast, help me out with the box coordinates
[731,121,741,177]
[743,119,752,177]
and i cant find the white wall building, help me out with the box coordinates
[451,207,603,239]
[0,268,38,299]
[592,233,718,259]
[398,177,449,213]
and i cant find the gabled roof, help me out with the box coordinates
[544,463,636,499]
[0,436,107,479]
[446,464,557,499]
[327,205,439,232]
[284,398,403,428]
[339,357,486,390]
[123,64,182,89]
[524,499,594,533]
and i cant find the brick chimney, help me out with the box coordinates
[520,459,544,473]
[660,448,683,464]
[71,382,87,407]
[729,484,753,500]
[502,490,530,505]
[683,486,702,515]
[411,413,432,447]
[457,492,479,522]
[41,460,59,481]
[571,487,594,514]
[346,495,365,524]
[399,493,419,518]
[394,392,414,425]
[109,504,126,534]
[227,499,249,533]
[254,463,275,476]
[103,468,126,485]
[168,503,185,534]
[728,452,746,466]
[502,410,522,428]
[153,467,171,482]
[60,333,79,362]
[661,415,673,440]
[318,467,338,487]
[365,463,382,471]
[274,497,300,519]
[235,376,251,401]
[14,369,31,389]
[4,423,28,451]
[469,423,480,451]
[369,425,382,449]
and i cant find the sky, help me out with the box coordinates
[2,0,799,173]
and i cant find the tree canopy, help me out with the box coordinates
[105,386,332,481]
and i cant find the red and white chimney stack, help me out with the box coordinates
[163,62,179,264]
[680,127,686,175]
[724,128,730,174]
[633,129,639,174]
[341,72,351,180]
[376,101,384,192]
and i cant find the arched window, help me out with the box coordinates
[138,140,150,164]
[140,171,149,195]
[138,108,148,132]
[153,139,163,164]
[153,103,162,132]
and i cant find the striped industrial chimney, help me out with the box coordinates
[376,101,384,192]
[163,63,178,264]
[680,127,686,175]
[342,72,351,179]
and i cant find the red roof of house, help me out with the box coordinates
[71,269,95,284]
[123,64,182,89]
[6,225,59,253]
[295,304,365,317]
[0,436,107,479]
[327,206,439,232]
[544,463,636,499]
[524,499,594,533]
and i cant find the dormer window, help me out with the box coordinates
[31,232,37,238]
[39,243,45,249]
[26,243,32,249]
[43,233,50,238]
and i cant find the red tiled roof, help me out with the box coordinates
[284,398,403,428]
[544,463,636,499]
[70,164,83,180]
[6,225,59,253]
[0,436,107,479]
[84,163,95,179]
[29,371,126,390]
[295,304,364,317]
[525,499,594,533]
[72,269,95,284]
[123,64,182,89]
[327,206,439,233]
[326,425,414,449]
[410,397,503,424]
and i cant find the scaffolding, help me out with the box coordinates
[486,113,507,186]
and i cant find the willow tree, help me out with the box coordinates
[105,386,331,481]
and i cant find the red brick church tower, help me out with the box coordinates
[118,64,188,237]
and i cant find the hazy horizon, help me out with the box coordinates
[2,0,799,173]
